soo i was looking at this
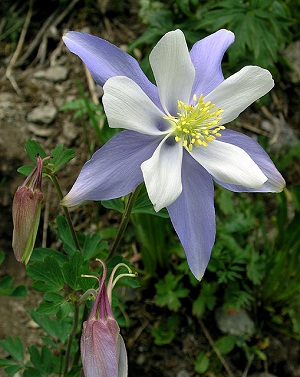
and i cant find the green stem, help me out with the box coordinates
[64,301,80,376]
[49,173,81,252]
[73,305,88,367]
[106,183,143,261]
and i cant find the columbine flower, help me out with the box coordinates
[81,260,134,377]
[62,29,285,279]
[12,155,45,264]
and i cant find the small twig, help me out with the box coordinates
[113,18,137,40]
[84,65,101,106]
[17,0,80,67]
[242,354,255,377]
[235,120,269,137]
[6,0,33,94]
[127,320,149,349]
[49,0,80,31]
[50,38,65,66]
[84,66,104,131]
[34,35,48,66]
[261,105,282,145]
[16,8,59,66]
[199,318,235,377]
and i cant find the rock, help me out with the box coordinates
[0,92,16,102]
[62,121,79,141]
[33,65,69,82]
[136,353,146,365]
[28,123,52,137]
[27,320,40,329]
[176,370,190,377]
[248,374,278,377]
[215,307,255,336]
[27,105,57,124]
[284,40,300,83]
[0,92,20,113]
[261,116,299,152]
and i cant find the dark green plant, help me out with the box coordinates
[130,0,295,80]
[199,0,293,70]
[261,186,300,336]
[0,140,137,376]
[0,251,27,297]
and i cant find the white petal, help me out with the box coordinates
[103,76,170,135]
[149,29,195,115]
[190,140,267,188]
[204,66,274,125]
[141,137,183,211]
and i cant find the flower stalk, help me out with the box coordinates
[49,173,81,252]
[106,183,143,261]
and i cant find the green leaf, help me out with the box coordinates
[151,314,179,345]
[0,275,13,289]
[30,311,72,343]
[9,285,27,297]
[0,336,24,362]
[27,256,64,292]
[30,247,68,266]
[216,188,235,215]
[0,251,4,265]
[25,139,46,162]
[57,301,73,319]
[62,251,85,290]
[215,335,236,355]
[154,272,189,312]
[65,365,82,377]
[101,198,125,213]
[195,351,210,374]
[131,213,172,274]
[291,185,300,212]
[246,248,266,285]
[82,233,107,261]
[50,144,75,172]
[132,189,169,218]
[23,366,43,377]
[193,282,217,318]
[0,359,19,367]
[56,215,78,254]
[4,364,24,376]
[0,275,27,297]
[36,292,65,315]
[17,165,34,176]
[28,345,53,375]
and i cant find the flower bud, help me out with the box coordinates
[81,261,135,377]
[12,155,44,264]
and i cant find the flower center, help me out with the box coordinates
[165,94,225,152]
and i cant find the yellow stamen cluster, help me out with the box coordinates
[165,94,225,152]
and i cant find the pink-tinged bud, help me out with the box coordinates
[12,155,44,264]
[81,261,135,377]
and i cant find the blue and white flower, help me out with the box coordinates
[62,29,285,279]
